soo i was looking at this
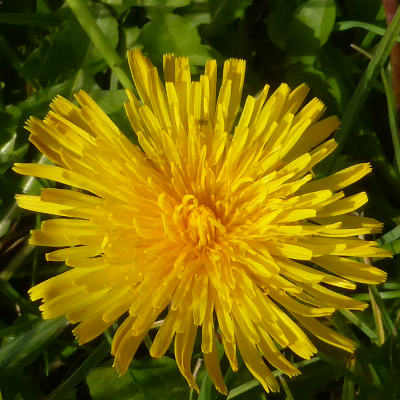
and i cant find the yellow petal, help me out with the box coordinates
[234,321,279,393]
[300,163,371,193]
[316,192,368,217]
[203,339,228,394]
[269,286,335,317]
[15,194,73,216]
[295,315,356,352]
[313,255,387,284]
[175,316,199,392]
[302,283,367,310]
[257,326,300,377]
[150,309,178,358]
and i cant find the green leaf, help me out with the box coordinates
[66,0,132,89]
[137,13,212,65]
[21,12,90,85]
[285,63,347,114]
[88,366,144,400]
[16,80,73,119]
[265,0,298,50]
[0,317,67,372]
[91,89,127,115]
[176,2,211,27]
[87,357,190,400]
[91,90,134,141]
[123,27,141,51]
[207,0,252,35]
[287,0,336,59]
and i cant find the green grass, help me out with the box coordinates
[1,0,400,399]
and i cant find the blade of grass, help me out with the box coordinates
[279,376,294,400]
[381,237,400,253]
[0,242,35,281]
[327,6,400,172]
[0,154,47,238]
[336,20,399,39]
[383,282,400,289]
[368,285,395,334]
[377,223,400,245]
[0,317,67,371]
[0,203,18,238]
[331,312,360,345]
[65,0,132,90]
[367,362,383,390]
[0,278,39,315]
[361,5,386,48]
[368,286,385,345]
[381,65,400,174]
[339,310,378,343]
[360,128,400,202]
[354,290,400,300]
[341,357,356,400]
[357,257,386,345]
[46,340,110,400]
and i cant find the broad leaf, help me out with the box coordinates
[87,357,189,400]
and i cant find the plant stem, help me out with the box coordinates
[381,66,400,174]
[65,0,132,89]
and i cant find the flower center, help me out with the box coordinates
[187,204,217,246]
[176,195,222,247]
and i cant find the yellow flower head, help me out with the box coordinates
[14,49,390,394]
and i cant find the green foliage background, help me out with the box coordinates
[1,0,400,399]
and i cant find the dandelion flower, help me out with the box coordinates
[14,49,390,394]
